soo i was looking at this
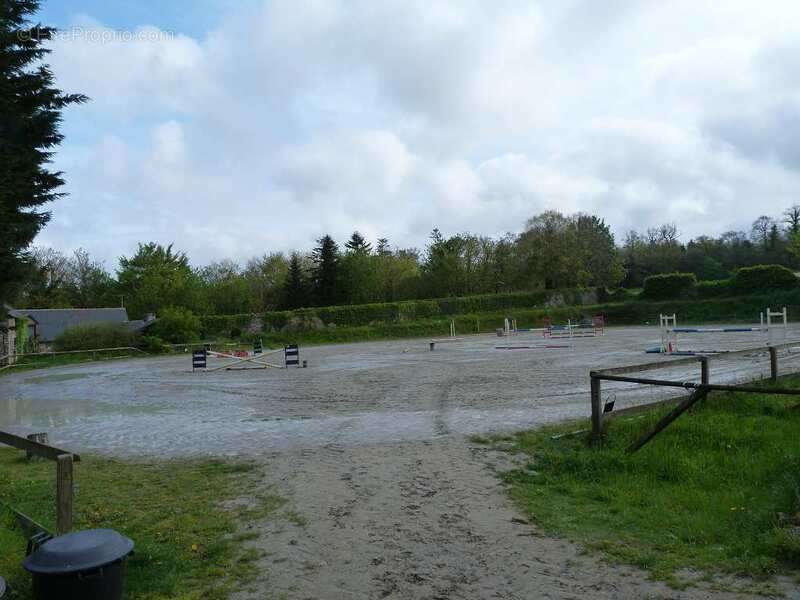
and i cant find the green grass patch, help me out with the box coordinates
[488,380,800,586]
[0,450,282,599]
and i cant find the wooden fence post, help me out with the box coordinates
[590,374,603,443]
[699,356,709,385]
[56,454,74,535]
[769,346,778,381]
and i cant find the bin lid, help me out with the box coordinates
[23,529,134,575]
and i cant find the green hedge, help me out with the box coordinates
[261,289,599,329]
[642,273,697,300]
[604,288,638,302]
[55,323,139,351]
[197,275,800,342]
[194,287,800,347]
[696,279,733,299]
[257,290,800,347]
[733,264,798,294]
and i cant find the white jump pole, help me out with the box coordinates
[766,307,788,346]
[660,313,677,353]
[450,320,456,338]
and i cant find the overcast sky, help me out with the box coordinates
[33,0,800,267]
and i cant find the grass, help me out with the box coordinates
[480,378,800,587]
[0,450,283,599]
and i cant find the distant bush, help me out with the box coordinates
[198,314,253,337]
[55,323,138,351]
[642,273,697,300]
[733,265,798,294]
[138,335,170,354]
[696,279,733,299]
[150,307,202,343]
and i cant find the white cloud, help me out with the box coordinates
[36,0,800,265]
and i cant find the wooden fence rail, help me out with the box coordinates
[0,430,79,535]
[590,343,797,443]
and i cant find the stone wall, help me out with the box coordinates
[0,317,17,365]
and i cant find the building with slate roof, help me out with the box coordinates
[2,307,156,357]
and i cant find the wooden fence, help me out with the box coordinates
[0,430,80,535]
[589,342,800,445]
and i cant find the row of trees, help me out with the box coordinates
[13,206,800,318]
[14,210,622,317]
[621,209,800,288]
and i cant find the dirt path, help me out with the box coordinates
[235,437,788,600]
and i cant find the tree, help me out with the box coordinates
[197,260,252,315]
[784,205,800,237]
[20,246,71,307]
[573,214,625,288]
[311,235,339,306]
[67,248,113,307]
[117,242,198,318]
[492,233,521,292]
[422,229,465,296]
[344,231,372,254]
[244,253,288,311]
[339,231,377,304]
[517,211,578,289]
[0,0,87,306]
[283,252,309,309]
[751,216,774,249]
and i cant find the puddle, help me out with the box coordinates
[0,327,795,458]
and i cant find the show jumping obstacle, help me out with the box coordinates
[653,307,788,354]
[543,315,604,339]
[430,320,463,350]
[192,344,303,371]
[495,318,519,337]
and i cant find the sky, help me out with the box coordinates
[28,0,800,268]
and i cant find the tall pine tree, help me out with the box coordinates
[282,252,308,309]
[311,235,339,306]
[344,231,372,254]
[1,0,88,306]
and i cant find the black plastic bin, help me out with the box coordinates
[23,529,134,600]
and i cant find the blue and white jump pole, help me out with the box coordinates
[658,307,787,353]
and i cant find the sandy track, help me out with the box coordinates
[236,437,790,600]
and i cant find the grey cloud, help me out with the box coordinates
[36,0,800,265]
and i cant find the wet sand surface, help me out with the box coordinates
[3,325,799,598]
[1,325,796,457]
